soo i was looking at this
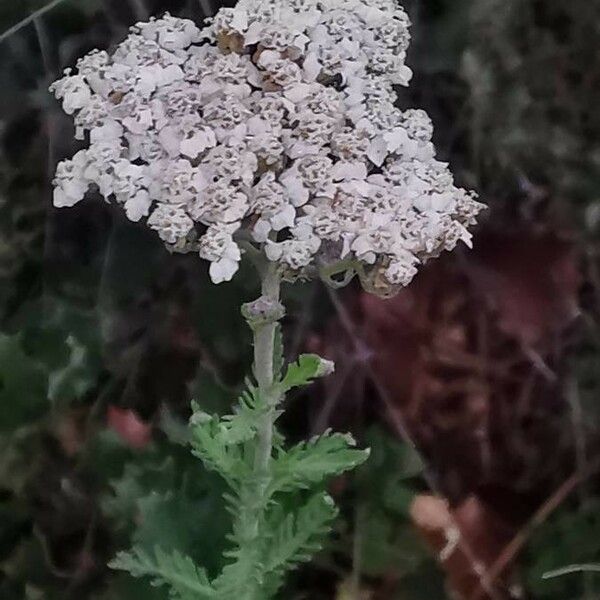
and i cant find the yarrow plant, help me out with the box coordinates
[50,0,484,597]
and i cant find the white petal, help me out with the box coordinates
[90,121,123,143]
[319,183,337,199]
[264,242,283,262]
[394,65,413,86]
[257,49,280,68]
[367,174,387,186]
[271,204,296,231]
[229,123,248,144]
[209,258,239,284]
[123,109,152,134]
[246,116,268,136]
[137,64,162,95]
[431,191,456,212]
[180,129,216,158]
[383,128,410,153]
[246,63,262,87]
[158,127,181,157]
[198,77,222,96]
[457,224,473,248]
[367,136,388,166]
[331,161,368,181]
[282,175,309,207]
[283,83,312,103]
[415,141,436,161]
[243,21,264,45]
[252,218,271,242]
[309,24,329,45]
[53,186,78,208]
[63,86,91,114]
[302,52,321,81]
[287,141,322,159]
[230,8,248,32]
[352,180,372,196]
[412,196,431,212]
[125,190,152,221]
[224,242,241,261]
[292,32,309,52]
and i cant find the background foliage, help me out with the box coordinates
[0,0,599,598]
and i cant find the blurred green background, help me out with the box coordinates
[1,0,599,598]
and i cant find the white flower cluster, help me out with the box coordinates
[50,0,484,290]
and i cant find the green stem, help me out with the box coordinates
[253,262,280,392]
[253,262,281,478]
[239,261,282,599]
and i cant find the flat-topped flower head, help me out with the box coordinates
[50,0,484,295]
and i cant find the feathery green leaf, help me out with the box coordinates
[109,546,214,599]
[279,354,332,392]
[263,492,338,579]
[270,431,370,495]
[189,388,268,484]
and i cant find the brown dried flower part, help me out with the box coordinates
[108,90,126,105]
[358,260,404,299]
[216,30,245,54]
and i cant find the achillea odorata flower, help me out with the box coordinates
[50,0,484,292]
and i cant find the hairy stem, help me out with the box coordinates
[253,263,281,483]
[238,261,282,598]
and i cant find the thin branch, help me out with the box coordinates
[471,456,600,600]
[350,502,365,598]
[34,11,61,320]
[566,372,593,600]
[566,376,590,499]
[128,0,149,20]
[0,0,69,44]
[197,0,214,17]
[543,564,600,580]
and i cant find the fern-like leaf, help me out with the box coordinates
[190,416,245,486]
[279,354,330,392]
[211,544,263,600]
[189,388,267,485]
[263,492,338,582]
[109,545,214,599]
[220,388,267,445]
[270,431,370,495]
